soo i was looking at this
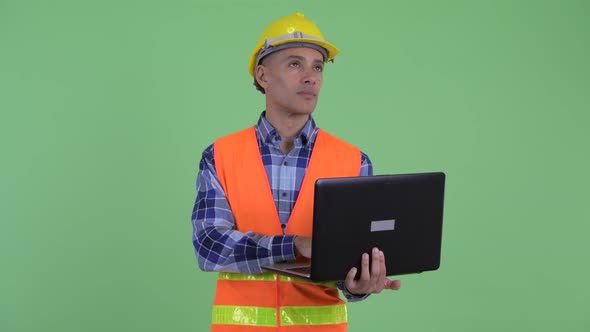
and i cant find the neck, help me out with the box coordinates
[264,109,310,154]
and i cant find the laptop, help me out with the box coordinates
[262,172,446,282]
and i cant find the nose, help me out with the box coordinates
[302,66,318,85]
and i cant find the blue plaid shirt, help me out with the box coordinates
[191,113,372,301]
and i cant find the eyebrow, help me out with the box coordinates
[284,55,324,65]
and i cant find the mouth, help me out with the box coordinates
[297,91,317,97]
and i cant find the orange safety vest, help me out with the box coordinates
[211,126,361,331]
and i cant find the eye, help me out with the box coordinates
[314,65,324,72]
[289,62,301,68]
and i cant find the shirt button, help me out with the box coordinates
[281,192,287,197]
[283,161,288,166]
[281,224,286,229]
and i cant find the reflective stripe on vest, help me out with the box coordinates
[212,127,361,330]
[212,304,347,326]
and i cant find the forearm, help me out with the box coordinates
[193,221,297,274]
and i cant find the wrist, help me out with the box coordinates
[346,285,366,297]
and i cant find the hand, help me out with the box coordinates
[294,236,312,258]
[344,248,401,295]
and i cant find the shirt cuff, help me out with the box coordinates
[336,280,371,302]
[270,235,297,263]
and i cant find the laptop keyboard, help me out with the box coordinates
[287,266,311,274]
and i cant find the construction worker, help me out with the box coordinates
[191,12,401,331]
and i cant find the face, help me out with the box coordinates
[256,47,325,116]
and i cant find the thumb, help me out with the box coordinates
[384,279,402,290]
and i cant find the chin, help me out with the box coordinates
[297,103,318,115]
[293,108,315,116]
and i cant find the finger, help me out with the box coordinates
[373,250,386,293]
[344,267,358,293]
[377,250,387,291]
[345,267,357,285]
[384,279,402,290]
[381,251,387,281]
[370,248,380,280]
[371,248,383,293]
[361,253,370,282]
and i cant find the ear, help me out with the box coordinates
[255,65,269,89]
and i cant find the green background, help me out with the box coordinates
[1,0,589,331]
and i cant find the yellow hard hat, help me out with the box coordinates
[248,12,340,77]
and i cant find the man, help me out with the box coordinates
[192,12,401,331]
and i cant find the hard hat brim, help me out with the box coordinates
[248,39,340,77]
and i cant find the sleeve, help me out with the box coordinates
[359,151,373,176]
[191,144,297,274]
[335,150,373,302]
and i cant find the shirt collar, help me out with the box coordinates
[256,111,317,148]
